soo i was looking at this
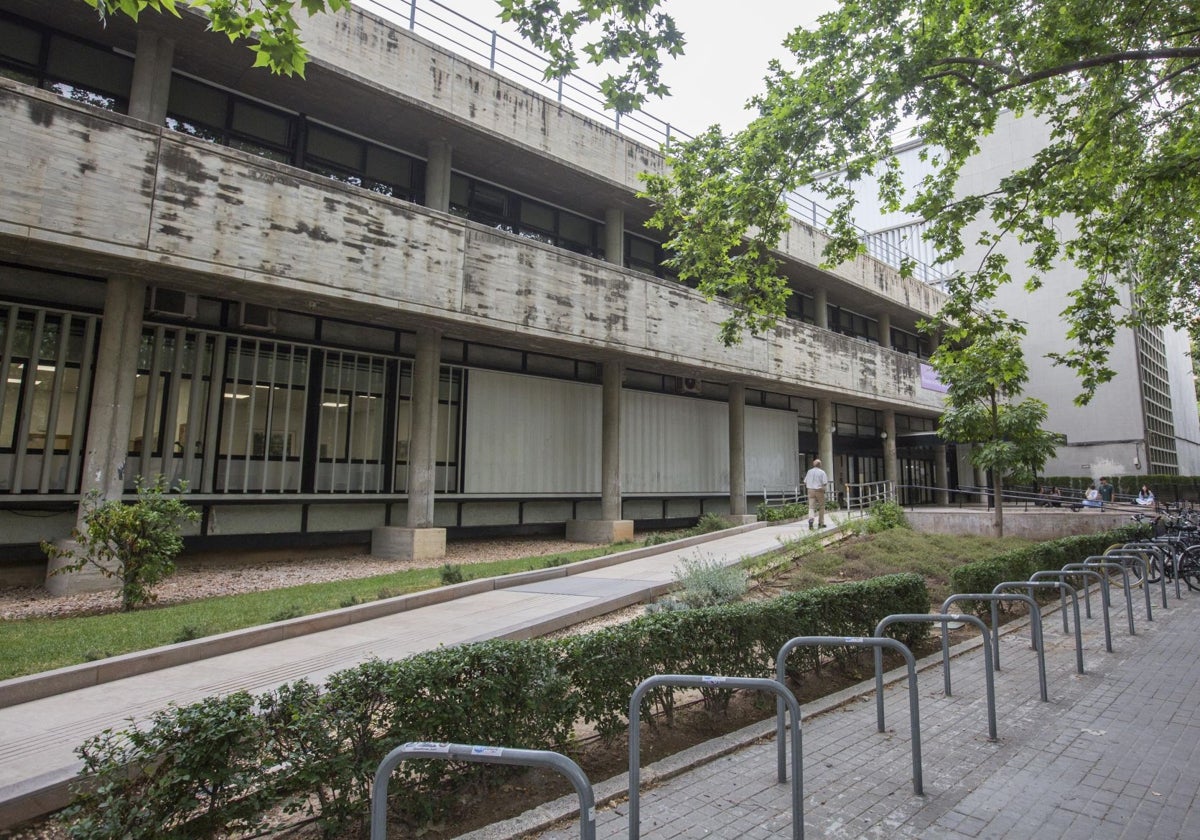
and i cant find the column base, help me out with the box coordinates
[724,514,759,526]
[43,540,118,596]
[371,527,447,560]
[565,519,634,544]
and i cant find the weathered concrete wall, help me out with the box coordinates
[907,508,1132,540]
[296,5,945,318]
[0,83,945,411]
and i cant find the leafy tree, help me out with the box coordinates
[43,476,200,610]
[934,317,1060,536]
[79,0,352,76]
[516,0,1199,406]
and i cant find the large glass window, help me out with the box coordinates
[450,174,603,257]
[0,15,132,112]
[828,306,880,344]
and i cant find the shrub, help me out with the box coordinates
[671,555,748,608]
[864,500,909,533]
[691,512,732,534]
[756,501,808,522]
[43,476,199,611]
[439,563,465,585]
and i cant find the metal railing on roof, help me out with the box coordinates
[355,0,948,287]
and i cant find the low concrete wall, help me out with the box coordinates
[906,507,1133,540]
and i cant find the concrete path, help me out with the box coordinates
[0,517,830,827]
[505,573,1200,840]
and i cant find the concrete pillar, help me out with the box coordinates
[934,445,950,505]
[817,397,834,493]
[424,140,453,213]
[567,361,634,543]
[878,312,892,350]
[46,277,146,593]
[814,287,829,330]
[373,328,445,559]
[128,30,174,125]
[882,409,898,494]
[727,383,754,523]
[604,208,624,266]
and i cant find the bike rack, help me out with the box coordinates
[1061,564,1115,652]
[878,613,996,742]
[1081,558,1137,636]
[1026,573,1085,674]
[776,635,922,795]
[941,593,1046,704]
[370,742,597,840]
[629,675,804,840]
[992,583,1058,699]
[1120,541,1175,604]
[1100,548,1155,619]
[1146,537,1187,600]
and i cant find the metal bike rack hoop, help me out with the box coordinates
[370,742,597,840]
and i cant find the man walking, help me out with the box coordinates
[804,458,830,530]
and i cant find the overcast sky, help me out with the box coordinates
[381,0,842,135]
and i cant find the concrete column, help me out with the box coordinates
[567,360,633,543]
[817,397,834,492]
[814,287,829,330]
[128,30,174,125]
[373,328,445,559]
[727,383,754,523]
[46,277,146,593]
[934,445,950,504]
[424,140,453,213]
[878,312,892,350]
[604,208,625,266]
[882,408,898,493]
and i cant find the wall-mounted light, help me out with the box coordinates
[880,431,889,441]
[1133,440,1145,471]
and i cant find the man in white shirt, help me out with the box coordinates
[804,458,830,530]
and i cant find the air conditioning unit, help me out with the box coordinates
[678,376,703,395]
[147,286,197,319]
[237,301,277,332]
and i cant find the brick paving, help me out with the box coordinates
[524,585,1200,840]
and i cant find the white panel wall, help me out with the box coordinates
[746,406,800,491]
[621,390,727,493]
[464,370,601,493]
[465,370,799,496]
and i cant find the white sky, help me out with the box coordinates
[418,0,842,135]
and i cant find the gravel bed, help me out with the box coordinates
[0,537,597,621]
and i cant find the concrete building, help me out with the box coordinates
[0,0,948,590]
[845,111,1200,481]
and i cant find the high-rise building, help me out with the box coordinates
[0,0,948,590]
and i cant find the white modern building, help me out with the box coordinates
[0,0,950,590]
[838,110,1200,481]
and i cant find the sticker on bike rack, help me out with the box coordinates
[845,637,865,643]
[471,746,503,757]
[702,676,727,685]
[586,808,596,822]
[404,742,451,753]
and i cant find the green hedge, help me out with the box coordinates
[948,523,1149,602]
[64,574,928,838]
[1042,474,1200,501]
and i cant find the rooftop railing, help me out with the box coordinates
[355,0,948,287]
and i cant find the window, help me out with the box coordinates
[0,14,132,112]
[828,306,879,343]
[786,293,816,324]
[891,328,929,358]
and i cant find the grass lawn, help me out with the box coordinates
[0,545,622,681]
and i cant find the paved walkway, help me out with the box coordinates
[0,517,824,827]
[510,576,1200,840]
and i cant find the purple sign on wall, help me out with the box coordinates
[920,363,948,393]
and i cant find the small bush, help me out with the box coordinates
[171,625,209,644]
[43,476,199,611]
[269,606,303,623]
[643,531,672,546]
[756,501,808,522]
[691,512,732,534]
[671,555,748,608]
[439,564,465,585]
[864,500,909,533]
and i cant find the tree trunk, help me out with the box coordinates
[992,470,1005,537]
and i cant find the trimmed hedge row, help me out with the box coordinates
[1042,475,1200,501]
[949,523,1149,600]
[65,574,928,839]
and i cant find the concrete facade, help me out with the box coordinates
[0,0,950,578]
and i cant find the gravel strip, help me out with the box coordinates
[0,538,598,621]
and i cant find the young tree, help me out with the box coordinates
[934,316,1060,536]
[78,0,352,76]
[43,476,200,611]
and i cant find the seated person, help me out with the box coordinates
[1136,485,1155,507]
[1048,486,1064,507]
[1082,484,1102,508]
